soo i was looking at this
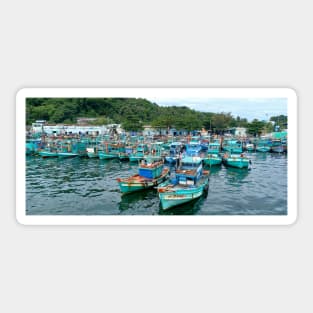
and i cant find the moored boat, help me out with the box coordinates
[86,147,99,158]
[222,152,250,169]
[186,141,202,157]
[270,139,284,153]
[165,142,184,164]
[98,142,120,159]
[117,160,169,194]
[39,149,58,158]
[255,138,271,152]
[129,144,148,162]
[222,139,243,154]
[207,141,221,154]
[203,153,222,166]
[157,156,210,210]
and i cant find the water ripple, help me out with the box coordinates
[26,153,287,215]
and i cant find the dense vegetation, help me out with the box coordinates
[26,98,287,135]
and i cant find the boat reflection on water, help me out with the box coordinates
[224,167,249,187]
[254,151,267,161]
[203,165,222,175]
[118,189,156,212]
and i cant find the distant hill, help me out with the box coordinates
[26,97,286,134]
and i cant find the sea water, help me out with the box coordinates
[26,152,287,215]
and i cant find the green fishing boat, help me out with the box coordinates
[57,142,79,158]
[39,149,58,158]
[207,141,221,154]
[98,142,120,160]
[222,153,250,169]
[157,157,210,210]
[222,139,243,154]
[203,153,222,166]
[117,160,169,194]
[129,144,148,162]
[255,138,271,152]
[26,139,42,155]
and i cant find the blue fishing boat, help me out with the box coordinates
[186,141,202,157]
[165,142,184,164]
[222,152,250,169]
[200,135,210,151]
[117,160,169,194]
[158,156,210,210]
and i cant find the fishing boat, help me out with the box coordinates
[222,139,243,154]
[26,139,42,155]
[186,141,202,157]
[56,141,78,158]
[255,138,271,152]
[207,141,221,154]
[39,146,58,158]
[203,153,222,166]
[200,135,210,151]
[118,152,129,161]
[98,142,120,160]
[271,139,284,153]
[157,156,210,210]
[144,142,164,162]
[57,141,87,158]
[282,138,288,153]
[117,160,169,194]
[129,144,148,162]
[245,143,255,151]
[165,142,183,164]
[244,139,255,152]
[222,152,250,169]
[86,147,99,158]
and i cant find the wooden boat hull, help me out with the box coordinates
[58,152,79,158]
[129,154,144,162]
[207,149,220,154]
[118,153,129,161]
[223,156,249,168]
[117,168,169,194]
[256,146,270,152]
[87,152,98,158]
[98,152,119,159]
[158,175,209,210]
[86,148,98,158]
[39,151,58,158]
[203,155,222,166]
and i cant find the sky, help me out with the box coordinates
[147,97,288,121]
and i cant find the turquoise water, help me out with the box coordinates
[26,152,287,215]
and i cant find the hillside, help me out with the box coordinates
[26,97,285,134]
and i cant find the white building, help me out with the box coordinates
[234,127,247,137]
[31,121,123,136]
